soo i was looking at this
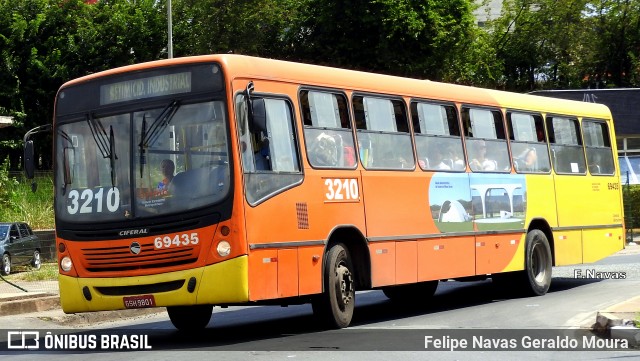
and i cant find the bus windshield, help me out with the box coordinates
[55,100,230,223]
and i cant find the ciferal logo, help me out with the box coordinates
[7,331,40,349]
[130,241,142,255]
[119,228,149,237]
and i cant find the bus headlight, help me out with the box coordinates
[217,241,231,257]
[60,256,73,272]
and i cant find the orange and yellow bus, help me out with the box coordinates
[24,54,625,330]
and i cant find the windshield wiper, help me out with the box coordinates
[86,114,118,188]
[87,113,110,158]
[138,100,181,177]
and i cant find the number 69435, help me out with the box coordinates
[154,233,200,249]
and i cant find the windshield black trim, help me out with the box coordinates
[54,97,235,238]
[55,196,233,242]
[56,63,224,118]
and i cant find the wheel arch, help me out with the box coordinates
[323,225,371,291]
[527,218,555,266]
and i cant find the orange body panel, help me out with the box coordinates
[297,246,323,295]
[474,234,522,275]
[277,249,299,298]
[361,171,433,237]
[395,241,418,285]
[248,249,278,300]
[369,242,396,287]
[417,237,476,281]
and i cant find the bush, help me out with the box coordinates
[0,159,54,229]
[0,157,19,217]
[623,184,640,231]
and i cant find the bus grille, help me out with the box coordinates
[80,243,199,272]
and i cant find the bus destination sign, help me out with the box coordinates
[100,72,192,105]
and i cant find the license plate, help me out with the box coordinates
[123,295,156,309]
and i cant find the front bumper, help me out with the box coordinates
[59,255,249,313]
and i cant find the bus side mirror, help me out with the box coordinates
[24,140,36,180]
[250,98,267,132]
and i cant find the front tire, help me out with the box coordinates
[167,305,213,331]
[312,243,355,328]
[1,254,10,276]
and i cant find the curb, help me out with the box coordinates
[593,297,640,348]
[0,293,165,325]
[594,314,640,347]
[40,307,165,326]
[0,294,60,316]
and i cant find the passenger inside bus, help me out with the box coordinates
[309,132,339,167]
[469,140,497,171]
[514,148,538,172]
[157,159,175,190]
[426,145,452,170]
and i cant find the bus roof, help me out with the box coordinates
[63,54,612,120]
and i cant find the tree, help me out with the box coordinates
[488,0,591,91]
[170,0,299,57]
[0,0,167,170]
[581,0,640,88]
[488,0,640,91]
[281,0,489,82]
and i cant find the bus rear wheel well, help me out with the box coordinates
[326,227,371,290]
[528,218,555,266]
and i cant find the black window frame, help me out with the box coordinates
[546,114,587,175]
[352,92,415,171]
[299,87,357,170]
[582,118,615,176]
[461,105,511,173]
[410,99,466,172]
[235,91,304,206]
[507,110,552,174]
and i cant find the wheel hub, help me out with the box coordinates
[336,264,353,307]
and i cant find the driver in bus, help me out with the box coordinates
[157,159,175,190]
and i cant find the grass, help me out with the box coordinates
[5,262,58,281]
[0,172,54,230]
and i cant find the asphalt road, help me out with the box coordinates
[3,249,640,360]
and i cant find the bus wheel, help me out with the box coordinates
[167,305,213,331]
[313,243,355,328]
[382,281,438,303]
[520,229,552,296]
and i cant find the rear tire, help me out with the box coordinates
[495,230,552,297]
[31,250,41,270]
[312,243,355,328]
[167,305,213,331]
[521,229,552,296]
[1,254,10,276]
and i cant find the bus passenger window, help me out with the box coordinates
[353,95,414,170]
[508,111,551,173]
[583,120,615,175]
[411,101,465,171]
[547,116,586,174]
[462,107,509,173]
[301,90,356,169]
